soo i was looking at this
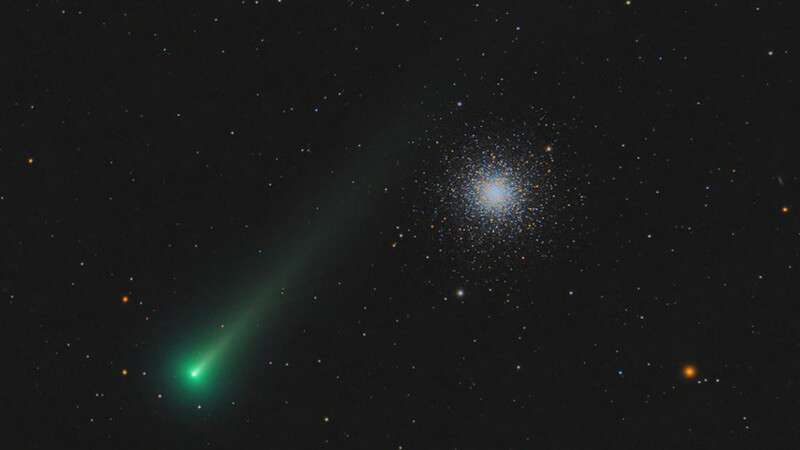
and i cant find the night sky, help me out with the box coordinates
[7,1,797,448]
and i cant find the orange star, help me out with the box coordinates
[121,295,129,304]
[781,206,790,214]
[682,364,697,379]
[26,157,35,165]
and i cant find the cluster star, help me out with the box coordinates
[478,177,513,210]
[413,115,584,278]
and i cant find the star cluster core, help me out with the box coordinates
[414,115,585,279]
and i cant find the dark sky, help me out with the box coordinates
[6,1,796,448]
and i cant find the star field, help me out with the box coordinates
[6,1,797,449]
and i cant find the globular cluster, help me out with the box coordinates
[414,115,584,276]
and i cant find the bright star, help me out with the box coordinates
[682,364,697,379]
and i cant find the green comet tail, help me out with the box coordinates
[170,116,416,399]
[182,360,209,386]
[187,366,203,382]
[178,356,217,394]
[174,311,251,396]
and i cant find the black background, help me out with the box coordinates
[6,1,797,448]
